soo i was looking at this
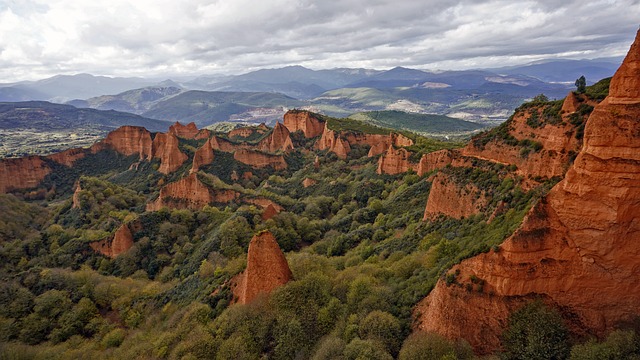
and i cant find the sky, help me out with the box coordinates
[0,0,639,82]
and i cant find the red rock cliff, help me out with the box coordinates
[47,148,87,167]
[191,138,215,174]
[257,122,294,153]
[92,126,154,160]
[0,156,51,193]
[152,133,188,174]
[147,173,239,211]
[415,30,640,354]
[377,145,414,175]
[423,172,488,220]
[283,110,325,138]
[234,149,288,170]
[234,231,292,304]
[89,223,134,258]
[169,121,199,139]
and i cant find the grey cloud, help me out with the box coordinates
[0,0,638,81]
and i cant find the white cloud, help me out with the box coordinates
[0,0,638,81]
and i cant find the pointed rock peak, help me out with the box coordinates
[235,230,292,304]
[607,29,640,103]
[561,91,580,114]
[169,121,200,139]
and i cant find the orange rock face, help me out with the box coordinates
[318,125,352,159]
[423,173,488,220]
[283,110,325,138]
[0,156,51,193]
[234,231,292,304]
[169,121,199,139]
[92,126,154,160]
[89,223,134,258]
[257,122,294,153]
[195,129,212,140]
[261,204,280,220]
[209,136,237,152]
[147,173,239,211]
[377,145,414,175]
[234,149,287,170]
[191,138,215,174]
[47,148,87,167]
[417,150,456,176]
[415,30,640,355]
[152,133,188,174]
[302,178,317,188]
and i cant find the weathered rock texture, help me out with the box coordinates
[234,149,287,170]
[152,133,188,174]
[417,150,456,176]
[234,231,292,304]
[89,223,134,258]
[423,173,488,220]
[146,173,239,211]
[48,148,87,167]
[283,110,325,138]
[0,156,51,193]
[303,178,317,188]
[415,30,640,355]
[169,122,199,139]
[377,145,414,175]
[257,122,294,153]
[92,126,154,160]
[191,138,215,173]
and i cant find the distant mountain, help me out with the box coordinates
[68,86,184,114]
[0,87,48,102]
[349,110,486,135]
[0,74,158,102]
[142,90,304,126]
[185,66,380,98]
[0,101,170,132]
[493,58,621,83]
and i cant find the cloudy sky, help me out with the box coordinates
[1,0,639,82]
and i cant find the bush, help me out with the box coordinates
[502,301,569,360]
[570,329,639,360]
[102,328,126,348]
[399,332,473,360]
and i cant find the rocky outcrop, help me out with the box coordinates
[152,133,188,174]
[72,182,81,209]
[47,148,87,167]
[234,149,287,170]
[89,223,134,258]
[561,91,580,114]
[303,178,317,188]
[415,30,640,354]
[169,121,199,139]
[257,122,294,153]
[417,150,455,176]
[318,125,351,159]
[92,126,153,160]
[261,204,280,221]
[195,129,212,140]
[146,173,239,211]
[245,197,284,212]
[191,138,215,174]
[423,173,488,220]
[0,156,51,193]
[209,136,237,152]
[234,231,292,304]
[283,110,325,138]
[377,145,414,175]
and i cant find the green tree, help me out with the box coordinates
[575,76,587,94]
[502,301,570,360]
[570,329,639,360]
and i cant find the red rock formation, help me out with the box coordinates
[415,30,640,354]
[423,173,488,220]
[152,133,188,174]
[461,98,583,187]
[89,223,134,258]
[191,138,215,174]
[0,156,51,193]
[209,136,237,152]
[377,145,414,175]
[195,129,212,140]
[283,110,325,138]
[262,204,280,221]
[47,148,87,167]
[245,197,284,212]
[313,156,320,169]
[228,127,256,138]
[561,91,580,114]
[146,173,239,211]
[72,182,81,209]
[234,149,287,170]
[392,133,414,147]
[317,125,352,159]
[257,122,294,153]
[92,126,153,160]
[234,231,292,304]
[417,150,455,176]
[169,121,199,139]
[303,178,317,188]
